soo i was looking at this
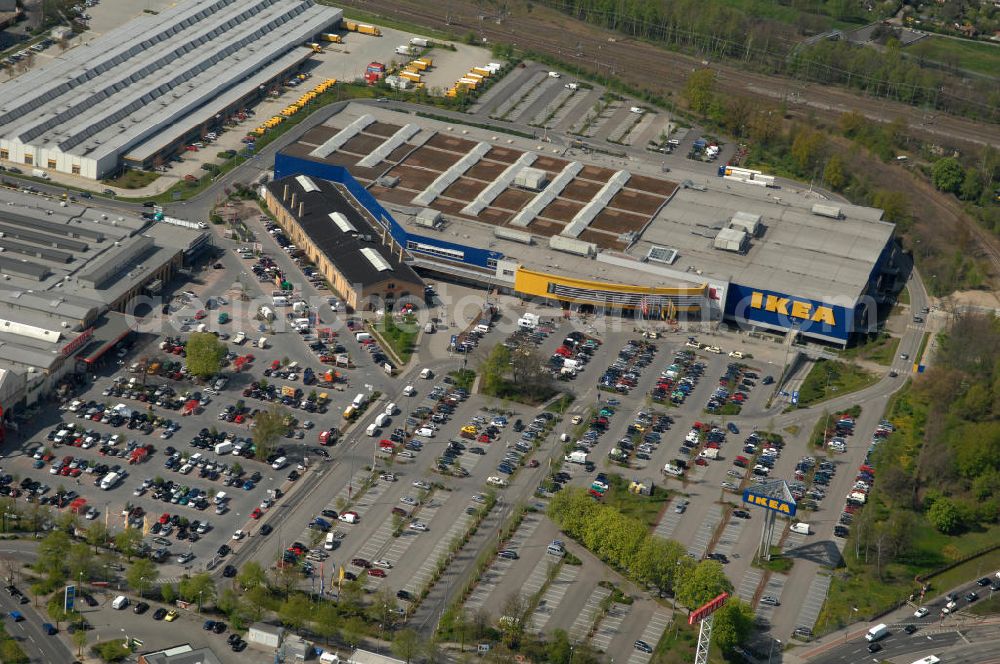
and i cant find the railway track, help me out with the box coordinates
[361,0,1000,150]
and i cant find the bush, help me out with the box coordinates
[91,640,131,663]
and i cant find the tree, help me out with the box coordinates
[66,543,94,586]
[684,68,716,117]
[927,496,964,534]
[161,583,177,604]
[712,599,755,653]
[178,573,216,608]
[85,521,108,554]
[243,585,271,622]
[278,594,311,632]
[236,561,267,590]
[674,560,732,610]
[72,628,89,657]
[340,616,368,648]
[482,345,511,395]
[931,157,964,193]
[633,538,690,596]
[114,527,143,561]
[392,629,422,663]
[872,190,910,227]
[37,531,70,576]
[185,332,226,379]
[498,592,531,648]
[253,405,288,461]
[790,127,825,173]
[270,561,300,598]
[546,628,572,664]
[312,601,340,643]
[126,559,157,598]
[959,167,983,201]
[823,154,847,191]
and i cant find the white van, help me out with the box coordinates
[355,332,372,342]
[384,402,397,416]
[111,595,129,610]
[419,368,433,379]
[352,393,367,409]
[415,427,435,438]
[403,385,416,397]
[374,413,389,428]
[324,532,336,550]
[365,423,379,437]
[790,522,811,535]
[865,623,889,642]
[213,491,228,505]
[270,456,288,470]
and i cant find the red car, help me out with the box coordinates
[528,460,540,468]
[250,508,262,520]
[695,457,708,466]
[287,544,305,555]
[159,512,171,525]
[367,568,386,578]
[194,310,207,320]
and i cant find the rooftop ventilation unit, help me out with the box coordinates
[811,203,842,220]
[713,227,749,254]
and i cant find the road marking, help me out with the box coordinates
[590,602,631,651]
[627,609,673,664]
[461,514,543,612]
[712,519,745,558]
[796,574,832,633]
[569,586,612,641]
[687,508,722,559]
[528,564,578,633]
[737,569,763,604]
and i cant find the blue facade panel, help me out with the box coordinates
[273,153,503,269]
[725,283,854,342]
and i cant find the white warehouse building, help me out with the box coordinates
[0,0,341,179]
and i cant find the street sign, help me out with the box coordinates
[64,585,75,612]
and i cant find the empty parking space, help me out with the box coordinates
[687,508,722,559]
[755,574,787,624]
[529,565,579,633]
[591,602,631,652]
[402,511,474,596]
[463,513,543,611]
[569,586,612,641]
[796,574,832,634]
[712,519,746,559]
[653,503,683,540]
[627,609,673,664]
[738,568,764,604]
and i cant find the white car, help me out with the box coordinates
[400,496,418,506]
[408,522,428,532]
[412,480,430,490]
[913,607,929,618]
[942,600,958,614]
[380,473,397,482]
[372,559,393,569]
[471,494,487,504]
[570,415,583,425]
[232,530,245,540]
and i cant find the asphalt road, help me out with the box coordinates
[0,582,74,664]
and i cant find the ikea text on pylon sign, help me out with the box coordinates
[742,490,797,517]
[749,291,836,326]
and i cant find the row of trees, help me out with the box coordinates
[548,489,754,652]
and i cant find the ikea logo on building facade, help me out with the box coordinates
[749,291,836,326]
[742,490,797,516]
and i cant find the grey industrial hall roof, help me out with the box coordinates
[267,176,424,291]
[0,0,340,163]
[634,183,894,301]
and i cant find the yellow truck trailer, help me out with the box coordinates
[320,33,343,43]
[399,71,421,83]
